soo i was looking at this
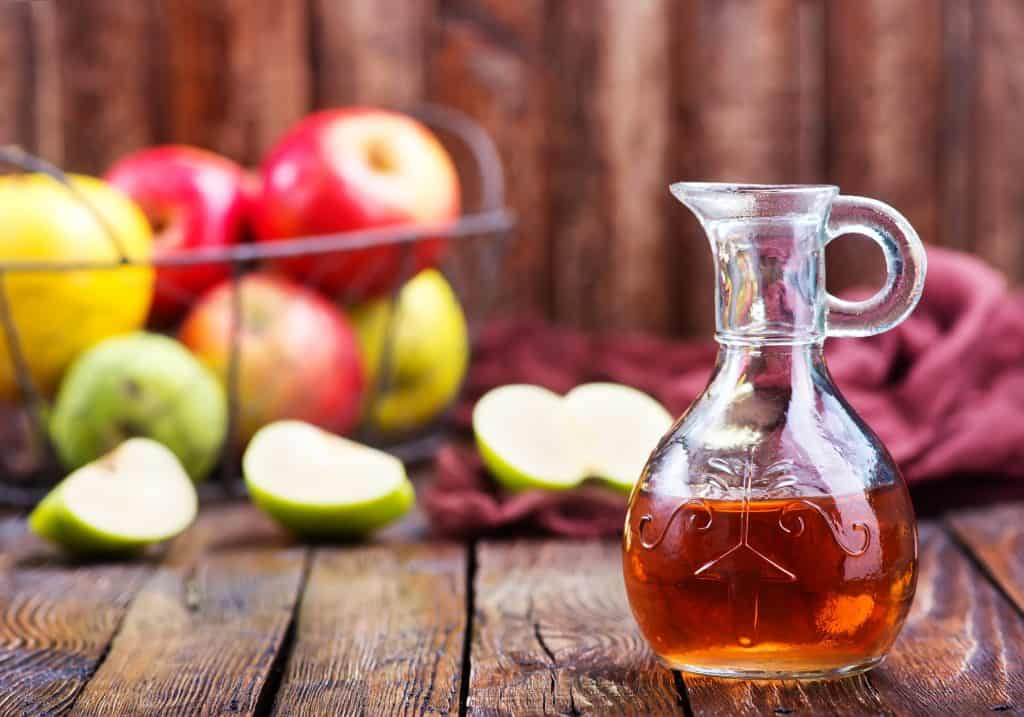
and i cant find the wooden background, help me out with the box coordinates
[1,0,1022,336]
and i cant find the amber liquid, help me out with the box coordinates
[623,484,917,676]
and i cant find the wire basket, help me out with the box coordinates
[0,105,515,506]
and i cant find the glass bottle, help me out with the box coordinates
[623,183,926,679]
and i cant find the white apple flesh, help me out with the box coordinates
[29,438,198,555]
[243,421,415,538]
[473,383,673,494]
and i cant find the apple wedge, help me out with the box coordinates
[29,438,198,556]
[565,383,673,493]
[472,384,588,492]
[243,421,415,538]
[473,383,672,494]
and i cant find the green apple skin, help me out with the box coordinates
[49,332,227,482]
[245,473,415,539]
[474,432,583,493]
[29,486,149,556]
[350,269,468,434]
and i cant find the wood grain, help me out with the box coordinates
[671,0,823,335]
[0,517,149,717]
[70,548,305,716]
[547,0,674,333]
[974,0,1024,282]
[270,543,466,715]
[3,3,1024,331]
[164,0,311,163]
[826,0,944,292]
[27,0,63,165]
[54,0,156,173]
[940,0,976,252]
[64,504,301,716]
[869,524,1024,715]
[698,0,814,184]
[0,565,150,717]
[681,523,1024,716]
[429,0,551,313]
[947,502,1024,615]
[468,540,682,716]
[684,673,891,717]
[312,0,435,108]
[0,2,30,148]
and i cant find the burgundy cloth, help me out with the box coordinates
[422,247,1024,538]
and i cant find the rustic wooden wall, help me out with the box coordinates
[2,0,1022,336]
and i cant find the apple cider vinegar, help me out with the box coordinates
[623,484,916,676]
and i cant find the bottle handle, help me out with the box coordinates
[825,195,927,337]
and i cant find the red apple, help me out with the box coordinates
[252,108,460,301]
[179,274,365,444]
[105,146,247,324]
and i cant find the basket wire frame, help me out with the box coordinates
[0,104,515,506]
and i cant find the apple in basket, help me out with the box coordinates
[105,146,248,324]
[250,108,460,301]
[179,274,365,446]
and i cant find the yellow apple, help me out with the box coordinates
[349,269,468,434]
[0,174,153,397]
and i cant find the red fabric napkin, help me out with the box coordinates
[422,247,1024,538]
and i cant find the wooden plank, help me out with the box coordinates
[684,673,890,717]
[0,517,149,716]
[947,502,1024,615]
[547,0,674,333]
[311,0,435,108]
[871,523,1024,713]
[671,0,823,336]
[667,0,709,337]
[974,0,1024,282]
[698,0,817,184]
[164,0,311,163]
[270,543,466,715]
[66,504,302,716]
[54,0,156,173]
[429,0,550,314]
[0,2,30,148]
[940,0,976,252]
[685,524,1024,715]
[0,1,62,163]
[826,0,944,292]
[468,540,682,716]
[0,564,150,717]
[27,0,63,165]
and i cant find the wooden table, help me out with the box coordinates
[0,500,1021,716]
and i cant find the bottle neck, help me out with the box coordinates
[709,217,827,346]
[710,343,826,398]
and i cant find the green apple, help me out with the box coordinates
[349,269,468,434]
[565,383,673,492]
[473,384,587,492]
[243,420,415,538]
[473,383,672,493]
[49,332,227,482]
[29,438,197,556]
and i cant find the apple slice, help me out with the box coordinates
[472,384,587,492]
[565,383,673,493]
[29,438,198,556]
[243,421,415,538]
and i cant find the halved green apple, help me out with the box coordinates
[473,383,672,493]
[472,384,587,492]
[28,438,198,556]
[565,383,673,493]
[243,420,414,538]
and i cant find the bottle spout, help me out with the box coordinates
[670,182,838,225]
[670,182,840,345]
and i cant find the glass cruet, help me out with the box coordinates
[623,183,927,679]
